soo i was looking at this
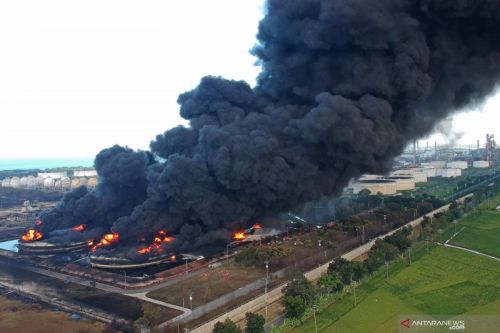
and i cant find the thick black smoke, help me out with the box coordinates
[39,145,152,241]
[45,0,500,254]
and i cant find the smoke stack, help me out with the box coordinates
[40,0,500,252]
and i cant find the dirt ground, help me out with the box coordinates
[0,295,108,333]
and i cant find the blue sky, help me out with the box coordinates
[0,0,498,158]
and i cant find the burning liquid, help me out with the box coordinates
[21,229,43,242]
[91,233,119,252]
[233,232,246,241]
[72,224,86,232]
[137,230,174,255]
[252,223,262,230]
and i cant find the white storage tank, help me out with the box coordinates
[351,179,397,195]
[79,177,88,187]
[1,178,10,188]
[87,177,98,188]
[9,177,20,188]
[35,176,45,188]
[441,168,462,178]
[19,177,29,188]
[26,176,36,188]
[60,177,71,190]
[391,170,428,183]
[71,178,81,189]
[43,178,55,189]
[38,172,67,179]
[74,170,97,177]
[422,167,437,178]
[385,176,416,191]
[446,161,468,169]
[473,161,490,168]
[426,161,447,169]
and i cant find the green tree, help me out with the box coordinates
[213,318,242,333]
[282,273,316,305]
[282,296,307,319]
[137,303,161,327]
[317,274,343,295]
[245,312,265,333]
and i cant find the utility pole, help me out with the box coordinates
[265,260,269,317]
[408,248,412,265]
[312,304,318,333]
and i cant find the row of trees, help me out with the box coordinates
[212,313,265,333]
[279,227,413,321]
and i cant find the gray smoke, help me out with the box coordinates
[42,0,500,253]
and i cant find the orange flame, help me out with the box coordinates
[136,230,175,255]
[170,255,176,261]
[72,224,86,232]
[252,223,262,230]
[21,229,43,242]
[233,232,246,241]
[87,240,94,247]
[91,233,119,252]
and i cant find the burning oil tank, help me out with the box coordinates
[18,223,94,255]
[89,252,177,270]
[18,240,90,255]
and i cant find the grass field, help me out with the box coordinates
[290,244,500,333]
[0,295,107,333]
[449,209,500,258]
[148,263,265,308]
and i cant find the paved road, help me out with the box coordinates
[443,243,500,261]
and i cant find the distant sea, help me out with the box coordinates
[0,157,94,171]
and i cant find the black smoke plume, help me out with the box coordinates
[39,145,152,241]
[43,0,500,254]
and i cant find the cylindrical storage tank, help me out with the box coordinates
[473,161,490,168]
[359,174,383,181]
[60,177,71,190]
[54,180,62,189]
[38,172,67,179]
[422,168,437,178]
[385,176,415,191]
[9,177,20,188]
[74,170,97,177]
[43,178,55,189]
[87,177,98,188]
[71,178,81,189]
[430,161,447,168]
[35,176,45,189]
[352,179,397,195]
[446,161,468,169]
[391,170,428,183]
[26,176,36,189]
[441,168,462,178]
[19,177,28,188]
[1,178,11,188]
[79,177,88,187]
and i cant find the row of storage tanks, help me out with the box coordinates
[0,170,98,191]
[349,160,491,196]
